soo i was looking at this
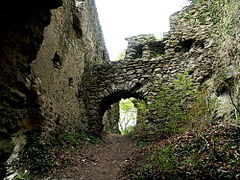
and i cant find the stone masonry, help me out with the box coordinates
[31,0,110,137]
[1,0,239,177]
[0,0,113,177]
[83,2,217,135]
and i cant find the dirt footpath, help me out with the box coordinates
[42,134,137,180]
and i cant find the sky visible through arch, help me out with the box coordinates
[95,0,190,61]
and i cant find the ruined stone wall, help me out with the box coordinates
[201,0,240,122]
[31,0,110,136]
[0,0,112,177]
[1,0,239,176]
[84,0,240,135]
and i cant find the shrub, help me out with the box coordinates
[135,71,215,140]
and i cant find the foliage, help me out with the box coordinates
[150,146,177,171]
[94,59,102,64]
[133,100,150,138]
[176,125,240,179]
[121,125,135,135]
[17,132,101,175]
[133,70,217,145]
[134,146,178,179]
[136,141,151,148]
[61,132,101,146]
[154,53,166,58]
[115,50,126,61]
[120,98,135,113]
[119,98,137,134]
[123,125,240,179]
[14,171,29,180]
[19,133,52,174]
[180,13,191,19]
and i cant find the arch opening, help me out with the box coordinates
[99,90,145,135]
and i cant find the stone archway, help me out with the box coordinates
[85,82,146,135]
[81,33,213,135]
[100,90,144,134]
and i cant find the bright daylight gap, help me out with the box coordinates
[119,98,137,134]
[95,0,190,61]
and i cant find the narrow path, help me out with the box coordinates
[45,134,137,180]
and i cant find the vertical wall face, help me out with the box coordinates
[0,0,62,178]
[103,103,121,134]
[206,0,240,121]
[31,0,110,136]
[0,0,111,177]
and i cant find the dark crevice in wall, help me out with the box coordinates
[69,77,73,86]
[148,41,165,56]
[76,89,81,99]
[52,52,62,68]
[133,45,144,59]
[102,50,106,60]
[73,14,83,39]
[175,38,195,52]
[181,39,195,51]
[216,77,234,97]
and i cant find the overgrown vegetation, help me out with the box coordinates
[18,133,52,174]
[15,132,101,177]
[121,1,240,178]
[115,50,126,61]
[121,0,240,174]
[134,71,215,142]
[122,124,240,180]
[134,145,177,179]
[121,70,240,179]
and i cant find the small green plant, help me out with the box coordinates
[152,146,177,171]
[62,132,100,145]
[154,53,166,57]
[115,50,126,61]
[134,71,215,140]
[150,71,197,135]
[135,146,177,179]
[136,141,151,148]
[181,13,191,19]
[121,125,135,135]
[15,171,29,180]
[62,134,81,146]
[20,133,52,174]
[94,59,102,64]
[17,132,101,175]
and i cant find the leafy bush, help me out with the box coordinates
[136,71,213,139]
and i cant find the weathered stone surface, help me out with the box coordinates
[1,0,240,177]
[0,133,14,179]
[31,0,109,136]
[103,103,120,134]
[0,0,63,177]
[83,0,240,135]
[0,0,111,177]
